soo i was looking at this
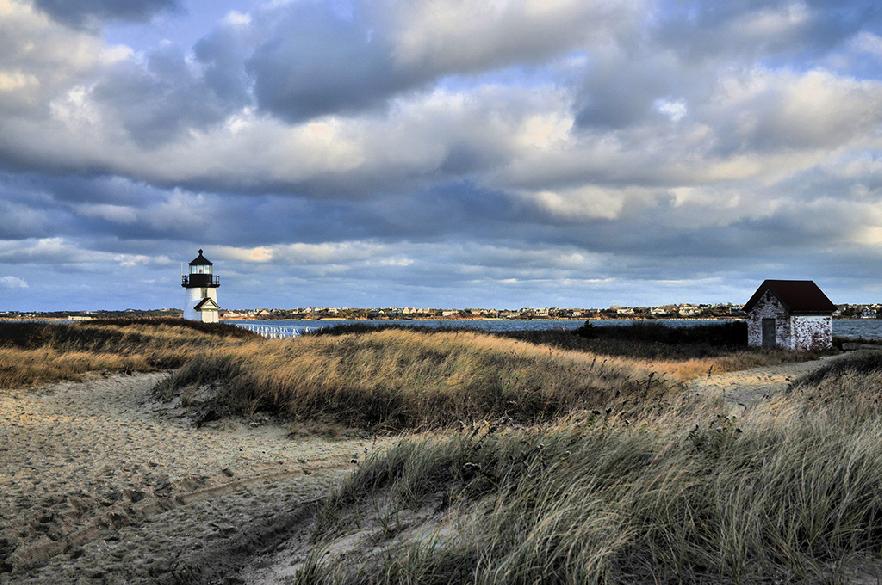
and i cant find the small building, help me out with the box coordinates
[677,304,701,317]
[193,296,220,324]
[181,249,221,323]
[743,280,835,350]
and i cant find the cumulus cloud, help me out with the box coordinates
[0,0,123,112]
[246,0,640,122]
[32,0,179,27]
[3,0,882,309]
[0,276,28,289]
[92,45,246,145]
[0,238,167,266]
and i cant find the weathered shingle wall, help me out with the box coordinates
[790,315,832,350]
[747,291,790,348]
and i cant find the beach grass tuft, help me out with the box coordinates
[0,320,253,388]
[296,363,882,584]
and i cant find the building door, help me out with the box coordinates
[762,318,777,348]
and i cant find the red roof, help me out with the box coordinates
[743,280,835,315]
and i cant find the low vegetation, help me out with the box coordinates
[0,320,253,388]
[5,318,877,582]
[295,354,882,585]
[155,329,671,431]
[154,323,828,430]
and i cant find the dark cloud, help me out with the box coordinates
[33,0,180,27]
[574,55,680,130]
[193,24,252,107]
[247,4,416,122]
[656,0,882,62]
[246,0,637,122]
[5,0,882,310]
[93,46,246,145]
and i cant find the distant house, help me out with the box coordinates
[743,280,835,351]
[677,304,701,317]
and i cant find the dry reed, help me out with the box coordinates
[0,320,252,388]
[298,359,882,584]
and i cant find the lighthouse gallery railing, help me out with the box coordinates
[181,275,220,287]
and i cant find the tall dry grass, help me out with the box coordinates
[297,358,882,585]
[156,329,674,431]
[157,327,833,431]
[0,320,253,388]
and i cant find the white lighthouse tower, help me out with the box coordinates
[181,249,221,323]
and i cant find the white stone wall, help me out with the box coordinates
[747,291,790,348]
[184,287,220,321]
[200,309,219,324]
[790,315,832,351]
[183,287,203,321]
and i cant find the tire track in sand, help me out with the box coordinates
[0,372,387,584]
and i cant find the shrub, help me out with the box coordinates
[576,320,748,346]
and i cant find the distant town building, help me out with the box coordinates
[676,304,701,317]
[743,280,835,351]
[181,249,221,323]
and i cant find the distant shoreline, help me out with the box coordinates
[221,316,740,322]
[2,315,878,322]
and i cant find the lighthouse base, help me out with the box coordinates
[184,287,219,322]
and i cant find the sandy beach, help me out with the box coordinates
[0,372,385,584]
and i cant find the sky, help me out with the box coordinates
[2,0,882,311]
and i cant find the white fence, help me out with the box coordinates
[232,323,313,339]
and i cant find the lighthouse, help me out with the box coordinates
[181,249,221,323]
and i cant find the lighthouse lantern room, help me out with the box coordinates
[181,249,221,323]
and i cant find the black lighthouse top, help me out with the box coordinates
[182,249,220,288]
[190,249,213,266]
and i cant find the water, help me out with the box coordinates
[223,318,882,340]
[830,319,882,339]
[224,319,587,338]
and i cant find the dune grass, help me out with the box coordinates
[155,329,673,431]
[155,326,834,431]
[3,319,871,582]
[0,320,253,388]
[311,322,826,367]
[296,358,882,585]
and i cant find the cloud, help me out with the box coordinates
[32,0,179,27]
[73,203,138,223]
[703,68,882,153]
[92,45,247,145]
[0,238,166,266]
[0,0,121,113]
[246,0,640,122]
[0,276,28,289]
[656,1,882,62]
[4,0,882,309]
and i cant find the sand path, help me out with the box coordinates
[0,372,384,584]
[688,353,848,411]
